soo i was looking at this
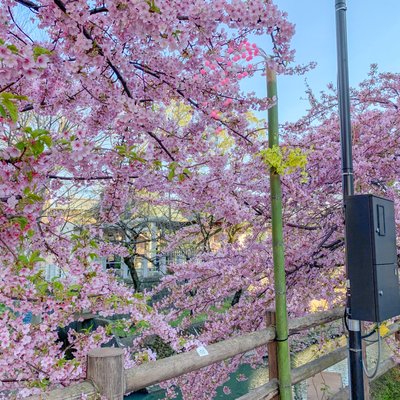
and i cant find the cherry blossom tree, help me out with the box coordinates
[1,0,399,397]
[0,0,298,397]
[153,65,400,397]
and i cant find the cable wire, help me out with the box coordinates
[361,324,378,339]
[343,308,382,378]
[362,324,381,379]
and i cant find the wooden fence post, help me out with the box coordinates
[87,347,125,400]
[266,310,279,400]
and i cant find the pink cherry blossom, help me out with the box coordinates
[0,0,302,398]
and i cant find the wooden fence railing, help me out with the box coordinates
[27,308,399,400]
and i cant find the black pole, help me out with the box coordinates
[335,1,365,399]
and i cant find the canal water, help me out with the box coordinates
[125,336,390,400]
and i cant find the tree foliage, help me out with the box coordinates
[1,0,398,398]
[0,0,297,397]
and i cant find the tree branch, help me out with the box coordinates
[15,0,39,12]
[47,175,138,181]
[146,131,175,161]
[286,222,319,231]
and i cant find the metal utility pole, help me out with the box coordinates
[267,66,292,400]
[335,1,365,398]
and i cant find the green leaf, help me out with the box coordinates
[146,0,161,13]
[0,105,7,118]
[167,169,175,181]
[36,280,48,296]
[114,326,129,337]
[31,140,45,157]
[115,145,127,155]
[6,44,18,54]
[53,281,64,291]
[31,129,48,138]
[149,4,161,13]
[130,151,146,163]
[30,250,45,263]
[0,93,27,101]
[30,378,50,389]
[0,92,28,100]
[67,284,82,296]
[55,358,67,368]
[26,172,33,182]
[18,254,29,263]
[172,30,182,38]
[136,320,151,329]
[153,160,162,170]
[33,46,52,60]
[15,141,25,151]
[24,191,43,203]
[178,173,185,182]
[80,323,94,335]
[105,324,113,335]
[89,240,99,249]
[41,135,52,147]
[11,216,28,229]
[1,98,18,122]
[167,161,178,181]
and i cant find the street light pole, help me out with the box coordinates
[335,1,365,398]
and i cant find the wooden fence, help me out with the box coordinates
[27,308,399,400]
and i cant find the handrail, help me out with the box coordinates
[288,307,344,332]
[125,307,345,392]
[125,326,276,392]
[238,320,400,400]
[125,308,344,391]
[28,309,400,400]
[125,307,343,392]
[27,308,344,399]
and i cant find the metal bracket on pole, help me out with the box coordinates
[348,319,361,331]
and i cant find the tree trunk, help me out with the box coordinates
[124,256,140,291]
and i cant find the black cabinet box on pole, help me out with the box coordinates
[345,194,400,322]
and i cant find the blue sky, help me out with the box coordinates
[248,0,400,123]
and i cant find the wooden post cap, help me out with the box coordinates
[87,347,125,400]
[88,347,124,358]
